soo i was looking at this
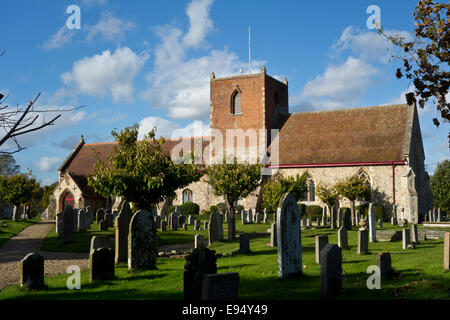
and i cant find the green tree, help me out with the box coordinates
[334,175,371,222]
[430,160,450,211]
[316,183,341,216]
[87,124,202,211]
[0,154,20,176]
[379,0,449,140]
[42,182,58,209]
[206,157,261,239]
[262,173,308,213]
[0,170,40,221]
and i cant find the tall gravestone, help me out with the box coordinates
[77,210,86,232]
[105,212,114,228]
[184,247,217,301]
[444,232,450,270]
[368,203,377,242]
[56,212,64,238]
[73,209,80,232]
[20,253,45,290]
[96,208,105,224]
[248,209,253,224]
[114,202,133,264]
[209,212,223,245]
[391,205,398,225]
[337,209,342,228]
[270,222,277,247]
[61,205,74,244]
[154,215,161,229]
[330,206,337,229]
[411,223,419,244]
[315,235,328,264]
[128,210,157,270]
[357,229,369,254]
[437,208,442,222]
[276,193,302,278]
[343,209,352,230]
[86,205,94,226]
[194,219,200,231]
[89,247,114,282]
[402,229,410,250]
[241,210,247,225]
[377,252,392,279]
[239,233,250,254]
[338,227,349,249]
[320,244,342,296]
[195,234,204,249]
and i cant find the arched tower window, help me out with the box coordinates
[231,91,241,115]
[182,189,193,204]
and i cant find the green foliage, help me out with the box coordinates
[335,175,371,202]
[340,207,350,215]
[216,202,227,213]
[305,205,322,219]
[430,160,450,211]
[209,205,218,214]
[87,124,202,210]
[201,209,209,215]
[356,204,385,221]
[42,182,57,209]
[180,202,199,215]
[262,173,308,213]
[167,205,177,214]
[0,170,40,207]
[315,183,340,210]
[0,154,20,176]
[298,203,307,218]
[235,204,244,213]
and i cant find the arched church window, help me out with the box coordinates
[182,189,193,204]
[357,169,372,201]
[63,191,75,210]
[231,91,241,115]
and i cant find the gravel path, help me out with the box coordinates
[0,221,89,290]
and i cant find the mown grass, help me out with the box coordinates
[2,220,449,300]
[0,217,41,248]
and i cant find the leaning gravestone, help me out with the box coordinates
[270,223,277,247]
[128,210,157,270]
[276,193,302,278]
[343,208,352,230]
[357,229,369,254]
[338,227,349,249]
[201,272,240,300]
[184,247,217,301]
[90,236,111,252]
[239,233,250,254]
[89,247,114,282]
[320,244,342,296]
[20,253,45,290]
[402,229,411,250]
[368,203,377,242]
[315,235,329,264]
[377,252,393,279]
[61,205,75,244]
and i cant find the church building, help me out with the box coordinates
[44,66,433,223]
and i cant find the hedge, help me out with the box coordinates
[298,203,307,218]
[305,205,322,219]
[216,202,227,213]
[356,204,385,221]
[209,205,218,214]
[181,202,200,215]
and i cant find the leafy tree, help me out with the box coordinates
[206,157,261,239]
[316,183,341,216]
[87,124,202,211]
[0,170,40,221]
[262,173,308,213]
[42,182,58,209]
[334,175,371,221]
[379,0,449,141]
[430,159,450,211]
[0,154,20,176]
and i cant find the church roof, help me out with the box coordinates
[273,104,412,165]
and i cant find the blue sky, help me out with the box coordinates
[1,0,449,185]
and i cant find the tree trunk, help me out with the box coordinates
[12,205,19,222]
[226,197,236,240]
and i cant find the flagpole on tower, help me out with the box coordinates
[248,26,251,74]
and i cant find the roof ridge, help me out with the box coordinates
[290,104,409,116]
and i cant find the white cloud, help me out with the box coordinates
[35,157,62,172]
[41,26,76,50]
[138,117,210,140]
[86,11,135,43]
[183,0,214,48]
[61,47,149,103]
[295,57,378,110]
[81,0,107,8]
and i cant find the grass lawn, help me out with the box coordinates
[2,220,449,300]
[0,217,41,248]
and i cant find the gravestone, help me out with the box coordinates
[20,253,45,290]
[315,235,329,264]
[270,222,277,247]
[90,236,111,252]
[316,218,320,227]
[89,247,114,282]
[77,209,86,232]
[248,209,253,224]
[241,210,247,225]
[391,205,398,225]
[183,223,188,230]
[178,215,185,227]
[437,208,442,222]
[204,221,209,230]
[99,220,108,231]
[276,193,302,278]
[113,202,132,264]
[154,215,161,229]
[188,215,194,225]
[61,205,74,244]
[73,209,80,232]
[184,247,217,300]
[402,229,411,250]
[86,205,94,227]
[337,209,342,228]
[330,206,337,229]
[301,219,307,228]
[105,212,114,228]
[321,206,327,226]
[411,223,419,244]
[170,213,178,231]
[377,252,392,279]
[320,244,342,296]
[56,212,64,238]
[338,227,349,249]
[96,208,105,224]
[255,212,261,223]
[306,218,312,228]
[368,203,376,242]
[195,234,204,249]
[128,210,157,270]
[357,229,369,254]
[201,272,240,300]
[239,233,250,254]
[161,220,167,231]
[343,209,351,230]
[263,212,268,223]
[194,219,200,231]
[444,232,450,270]
[209,212,223,245]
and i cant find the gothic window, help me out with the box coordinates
[62,191,75,210]
[231,91,241,115]
[182,189,193,204]
[357,169,372,201]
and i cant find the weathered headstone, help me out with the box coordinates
[276,193,302,278]
[368,203,377,242]
[270,222,277,247]
[444,232,450,270]
[61,205,75,244]
[337,209,342,228]
[128,210,157,270]
[411,223,419,244]
[357,229,369,254]
[170,213,178,231]
[377,252,392,279]
[241,210,247,225]
[263,211,268,223]
[89,247,114,282]
[195,234,204,249]
[315,235,329,264]
[391,205,398,225]
[201,273,240,300]
[20,253,45,290]
[105,212,114,228]
[338,227,349,249]
[437,208,442,222]
[194,219,200,231]
[56,212,64,238]
[96,208,105,224]
[330,206,337,229]
[99,219,108,231]
[248,209,253,224]
[239,233,250,254]
[402,229,411,250]
[188,215,194,225]
[73,208,80,232]
[77,209,87,232]
[184,247,217,300]
[90,236,111,252]
[320,244,342,296]
[209,212,223,245]
[343,208,352,230]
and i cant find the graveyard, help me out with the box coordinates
[0,203,449,300]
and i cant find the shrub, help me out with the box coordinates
[181,202,199,215]
[168,205,176,214]
[298,203,307,218]
[209,205,218,214]
[201,209,210,215]
[216,202,227,213]
[236,204,244,213]
[340,207,350,215]
[306,205,322,219]
[356,204,385,221]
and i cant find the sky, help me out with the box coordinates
[1,0,449,186]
